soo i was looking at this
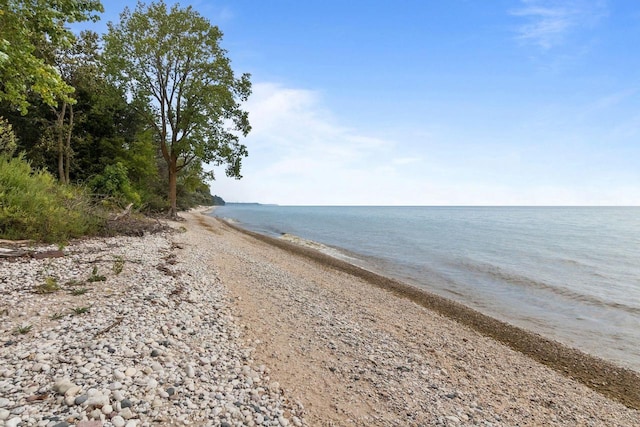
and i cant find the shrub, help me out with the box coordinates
[0,117,17,157]
[89,162,141,208]
[0,154,104,242]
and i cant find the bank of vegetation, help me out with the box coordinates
[0,1,247,242]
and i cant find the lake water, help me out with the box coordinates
[210,205,640,371]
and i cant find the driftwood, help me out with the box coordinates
[94,316,124,337]
[0,247,27,258]
[0,239,32,246]
[113,203,134,221]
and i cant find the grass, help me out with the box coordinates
[113,256,124,275]
[50,312,66,320]
[15,324,32,334]
[87,266,106,282]
[34,277,60,294]
[70,287,88,296]
[72,306,90,315]
[0,154,105,243]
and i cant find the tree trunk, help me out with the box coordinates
[64,104,74,184]
[168,157,178,218]
[56,102,67,183]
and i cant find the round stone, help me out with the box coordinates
[112,415,126,427]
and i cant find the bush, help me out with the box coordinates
[0,155,104,242]
[89,162,142,208]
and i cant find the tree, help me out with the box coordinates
[103,1,251,217]
[0,0,103,114]
[47,31,102,183]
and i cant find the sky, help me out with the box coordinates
[85,0,640,205]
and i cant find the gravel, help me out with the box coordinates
[0,219,305,427]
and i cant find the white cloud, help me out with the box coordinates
[511,0,607,49]
[209,81,640,206]
[210,82,416,204]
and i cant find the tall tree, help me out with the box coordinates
[103,1,251,217]
[48,30,102,183]
[0,0,103,114]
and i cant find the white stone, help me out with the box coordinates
[112,415,126,427]
[64,385,82,397]
[125,367,137,377]
[53,378,75,394]
[102,404,113,414]
[120,407,134,419]
[86,393,109,408]
[0,408,10,420]
[5,417,20,427]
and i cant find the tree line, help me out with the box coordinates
[0,0,249,222]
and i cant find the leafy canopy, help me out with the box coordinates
[0,0,104,114]
[103,0,251,216]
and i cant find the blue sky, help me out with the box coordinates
[89,1,640,205]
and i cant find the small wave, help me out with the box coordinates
[279,233,360,263]
[455,260,640,317]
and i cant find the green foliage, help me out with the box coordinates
[104,0,251,216]
[35,276,60,294]
[89,162,141,207]
[87,266,106,282]
[0,155,104,242]
[113,256,125,275]
[0,0,104,113]
[15,324,32,335]
[70,287,88,296]
[0,117,17,156]
[72,306,90,315]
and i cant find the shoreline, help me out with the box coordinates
[217,216,640,411]
[1,211,639,426]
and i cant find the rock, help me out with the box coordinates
[186,365,195,378]
[112,390,125,402]
[74,395,88,405]
[52,422,71,427]
[109,381,123,390]
[124,420,138,427]
[53,378,75,395]
[120,399,132,409]
[445,415,461,424]
[166,387,175,396]
[112,415,126,427]
[77,422,102,427]
[86,392,109,408]
[5,417,20,427]
[150,349,160,357]
[0,398,9,408]
[64,385,82,397]
[120,407,134,420]
[0,409,10,420]
[102,404,113,414]
[9,406,25,415]
[124,367,136,377]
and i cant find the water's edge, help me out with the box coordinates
[214,216,640,410]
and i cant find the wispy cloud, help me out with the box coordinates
[511,0,607,50]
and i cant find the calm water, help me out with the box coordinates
[211,205,640,371]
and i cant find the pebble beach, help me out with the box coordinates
[1,209,640,426]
